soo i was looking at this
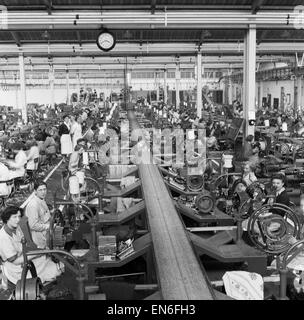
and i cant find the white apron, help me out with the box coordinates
[60,134,73,155]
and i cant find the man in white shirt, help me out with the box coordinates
[25,179,51,249]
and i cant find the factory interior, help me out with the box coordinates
[0,0,304,301]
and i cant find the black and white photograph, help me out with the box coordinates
[0,0,303,307]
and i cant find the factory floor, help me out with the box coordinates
[0,151,302,300]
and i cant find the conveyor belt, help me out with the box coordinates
[128,111,215,300]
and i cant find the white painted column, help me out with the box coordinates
[243,25,256,138]
[228,69,233,105]
[176,64,180,108]
[126,70,131,104]
[19,53,27,124]
[66,69,70,105]
[14,73,19,109]
[297,77,302,109]
[155,72,160,101]
[49,65,55,109]
[197,51,202,118]
[77,72,81,102]
[164,69,168,104]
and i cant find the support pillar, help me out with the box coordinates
[66,70,70,105]
[49,65,55,109]
[14,73,19,109]
[197,51,202,118]
[164,68,168,104]
[243,25,256,139]
[19,53,27,124]
[297,77,302,111]
[77,72,81,102]
[155,72,160,101]
[228,69,233,105]
[176,64,180,108]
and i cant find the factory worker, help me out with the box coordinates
[0,206,63,292]
[68,139,86,175]
[70,114,83,150]
[247,142,260,169]
[26,140,39,172]
[241,162,258,187]
[6,143,27,180]
[268,173,290,217]
[24,180,51,249]
[0,162,12,196]
[242,135,254,161]
[58,114,73,161]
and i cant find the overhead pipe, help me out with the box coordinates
[0,43,304,56]
[4,10,298,28]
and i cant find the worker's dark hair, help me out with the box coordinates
[34,179,47,190]
[74,144,83,151]
[252,142,261,150]
[245,134,254,142]
[12,142,25,150]
[1,206,23,224]
[271,173,286,186]
[76,138,86,145]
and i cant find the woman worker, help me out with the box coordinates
[5,143,27,180]
[0,206,63,292]
[58,114,73,161]
[70,114,83,150]
[268,173,291,217]
[242,162,258,187]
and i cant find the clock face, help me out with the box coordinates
[97,31,116,52]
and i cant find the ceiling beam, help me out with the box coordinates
[3,4,298,11]
[2,10,295,30]
[10,31,21,47]
[43,0,52,15]
[3,37,304,45]
[252,0,266,14]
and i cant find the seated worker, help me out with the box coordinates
[0,161,13,196]
[68,139,87,190]
[297,121,304,136]
[24,180,50,249]
[43,128,57,157]
[240,135,254,161]
[242,162,258,187]
[268,173,290,217]
[0,206,63,292]
[248,142,261,168]
[68,138,86,174]
[6,143,27,180]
